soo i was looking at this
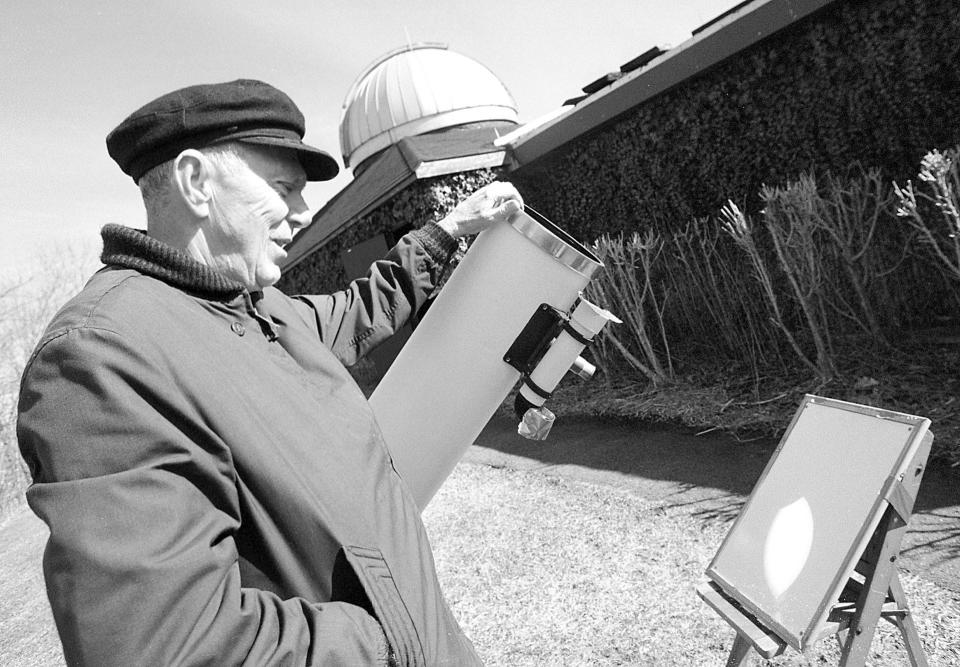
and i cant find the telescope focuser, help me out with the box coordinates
[504,296,620,440]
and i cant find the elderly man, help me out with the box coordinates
[17,79,522,666]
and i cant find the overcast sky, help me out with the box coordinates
[1,1,740,277]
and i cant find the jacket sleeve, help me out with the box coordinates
[289,222,458,366]
[17,326,393,667]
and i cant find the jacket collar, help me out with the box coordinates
[100,224,247,300]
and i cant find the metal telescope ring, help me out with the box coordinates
[508,205,603,279]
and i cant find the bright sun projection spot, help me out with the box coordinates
[763,497,814,598]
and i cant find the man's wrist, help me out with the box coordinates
[410,222,459,263]
[435,216,461,238]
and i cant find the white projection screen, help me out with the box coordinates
[706,395,930,650]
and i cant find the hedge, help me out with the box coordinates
[511,0,960,242]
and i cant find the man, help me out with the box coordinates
[17,79,522,666]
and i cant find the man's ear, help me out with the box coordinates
[173,149,212,218]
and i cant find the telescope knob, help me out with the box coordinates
[569,356,596,380]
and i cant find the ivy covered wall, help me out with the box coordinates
[511,0,960,240]
[279,169,500,295]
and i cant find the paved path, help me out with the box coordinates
[2,415,957,664]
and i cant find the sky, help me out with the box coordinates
[1,0,741,277]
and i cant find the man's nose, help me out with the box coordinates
[287,192,312,230]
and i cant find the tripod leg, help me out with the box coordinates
[726,633,753,667]
[888,573,929,667]
[841,508,906,666]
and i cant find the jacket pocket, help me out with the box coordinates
[338,545,425,667]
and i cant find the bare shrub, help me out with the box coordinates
[721,200,824,378]
[586,168,915,390]
[758,176,838,379]
[586,233,672,386]
[663,215,788,382]
[815,168,895,342]
[741,168,931,383]
[894,148,960,285]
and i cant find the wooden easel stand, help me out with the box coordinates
[699,432,932,666]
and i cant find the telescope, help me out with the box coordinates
[370,207,619,508]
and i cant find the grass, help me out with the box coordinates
[7,459,955,666]
[425,462,960,666]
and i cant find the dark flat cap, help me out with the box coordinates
[106,79,339,182]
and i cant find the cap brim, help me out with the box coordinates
[236,136,340,181]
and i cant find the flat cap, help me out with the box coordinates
[106,79,339,182]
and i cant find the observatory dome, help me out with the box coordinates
[340,43,519,169]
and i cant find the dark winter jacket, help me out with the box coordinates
[17,223,482,666]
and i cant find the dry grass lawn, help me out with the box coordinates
[424,463,960,666]
[3,458,958,666]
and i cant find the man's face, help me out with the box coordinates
[203,144,310,291]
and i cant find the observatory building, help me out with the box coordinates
[340,43,519,172]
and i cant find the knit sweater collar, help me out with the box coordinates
[100,224,247,299]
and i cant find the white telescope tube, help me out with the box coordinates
[369,208,602,509]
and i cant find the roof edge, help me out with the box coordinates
[507,0,841,167]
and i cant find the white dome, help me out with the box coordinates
[339,43,519,169]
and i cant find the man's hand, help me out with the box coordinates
[436,182,524,239]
